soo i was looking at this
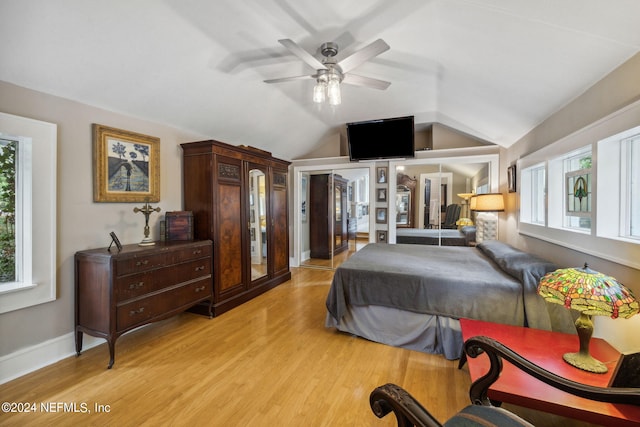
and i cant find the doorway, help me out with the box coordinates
[293,165,371,270]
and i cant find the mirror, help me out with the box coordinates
[393,160,492,243]
[396,189,410,226]
[249,168,268,281]
[298,167,370,270]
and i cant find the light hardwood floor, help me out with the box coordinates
[1,247,598,427]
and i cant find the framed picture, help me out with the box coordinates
[377,166,387,184]
[108,231,122,252]
[93,124,160,202]
[377,230,387,243]
[507,165,517,193]
[376,207,387,224]
[377,188,387,202]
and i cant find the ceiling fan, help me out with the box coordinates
[264,38,391,105]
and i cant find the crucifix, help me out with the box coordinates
[133,199,161,246]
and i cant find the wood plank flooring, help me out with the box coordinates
[1,248,600,426]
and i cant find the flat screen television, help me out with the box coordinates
[347,116,415,161]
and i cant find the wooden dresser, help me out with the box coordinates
[75,240,213,368]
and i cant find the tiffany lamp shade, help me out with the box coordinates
[538,264,639,373]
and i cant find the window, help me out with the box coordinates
[0,113,56,314]
[0,138,17,283]
[626,134,640,238]
[520,163,546,225]
[562,147,592,232]
[598,125,640,243]
[519,100,640,270]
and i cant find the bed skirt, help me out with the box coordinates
[325,305,463,360]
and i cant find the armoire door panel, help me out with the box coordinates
[272,186,288,275]
[218,183,243,293]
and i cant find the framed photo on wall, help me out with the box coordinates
[376,207,387,224]
[377,188,387,202]
[377,230,387,243]
[377,166,387,184]
[93,124,160,203]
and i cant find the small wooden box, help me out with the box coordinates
[165,211,194,241]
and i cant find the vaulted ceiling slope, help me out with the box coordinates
[1,1,639,160]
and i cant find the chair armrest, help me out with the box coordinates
[464,336,640,406]
[370,383,443,427]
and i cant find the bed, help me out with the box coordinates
[325,240,575,359]
[395,226,476,246]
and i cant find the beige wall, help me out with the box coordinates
[0,81,207,359]
[503,52,640,352]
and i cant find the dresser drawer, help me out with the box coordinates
[115,244,212,276]
[115,258,211,301]
[116,253,168,276]
[116,278,212,330]
[168,243,212,264]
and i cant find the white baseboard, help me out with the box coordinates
[0,333,104,385]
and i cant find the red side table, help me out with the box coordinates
[460,318,640,427]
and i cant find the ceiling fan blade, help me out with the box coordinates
[337,39,390,74]
[264,74,314,84]
[278,39,327,71]
[342,73,391,90]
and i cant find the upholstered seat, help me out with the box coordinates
[370,336,640,427]
[441,204,461,229]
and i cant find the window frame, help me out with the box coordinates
[0,112,56,313]
[517,99,640,270]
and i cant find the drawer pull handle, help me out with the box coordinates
[195,265,205,271]
[136,260,149,267]
[195,286,206,292]
[129,282,144,290]
[129,307,145,316]
[192,249,202,255]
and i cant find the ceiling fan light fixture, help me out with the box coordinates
[327,74,341,106]
[313,80,326,103]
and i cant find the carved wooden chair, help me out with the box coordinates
[370,336,640,427]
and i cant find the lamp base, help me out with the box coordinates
[562,351,607,374]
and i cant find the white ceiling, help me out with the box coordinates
[2,0,639,160]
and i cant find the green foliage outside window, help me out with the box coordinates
[0,140,16,282]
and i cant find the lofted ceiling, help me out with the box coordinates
[1,1,639,161]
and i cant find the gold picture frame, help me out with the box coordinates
[93,124,160,202]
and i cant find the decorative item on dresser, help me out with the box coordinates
[75,240,213,368]
[181,140,291,317]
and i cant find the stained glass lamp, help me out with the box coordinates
[538,264,639,373]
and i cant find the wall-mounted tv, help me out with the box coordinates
[347,116,415,161]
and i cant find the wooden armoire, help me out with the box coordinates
[309,174,349,259]
[181,140,291,316]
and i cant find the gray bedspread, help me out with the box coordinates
[326,241,572,332]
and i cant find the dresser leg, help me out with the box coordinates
[75,330,83,356]
[107,339,115,369]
